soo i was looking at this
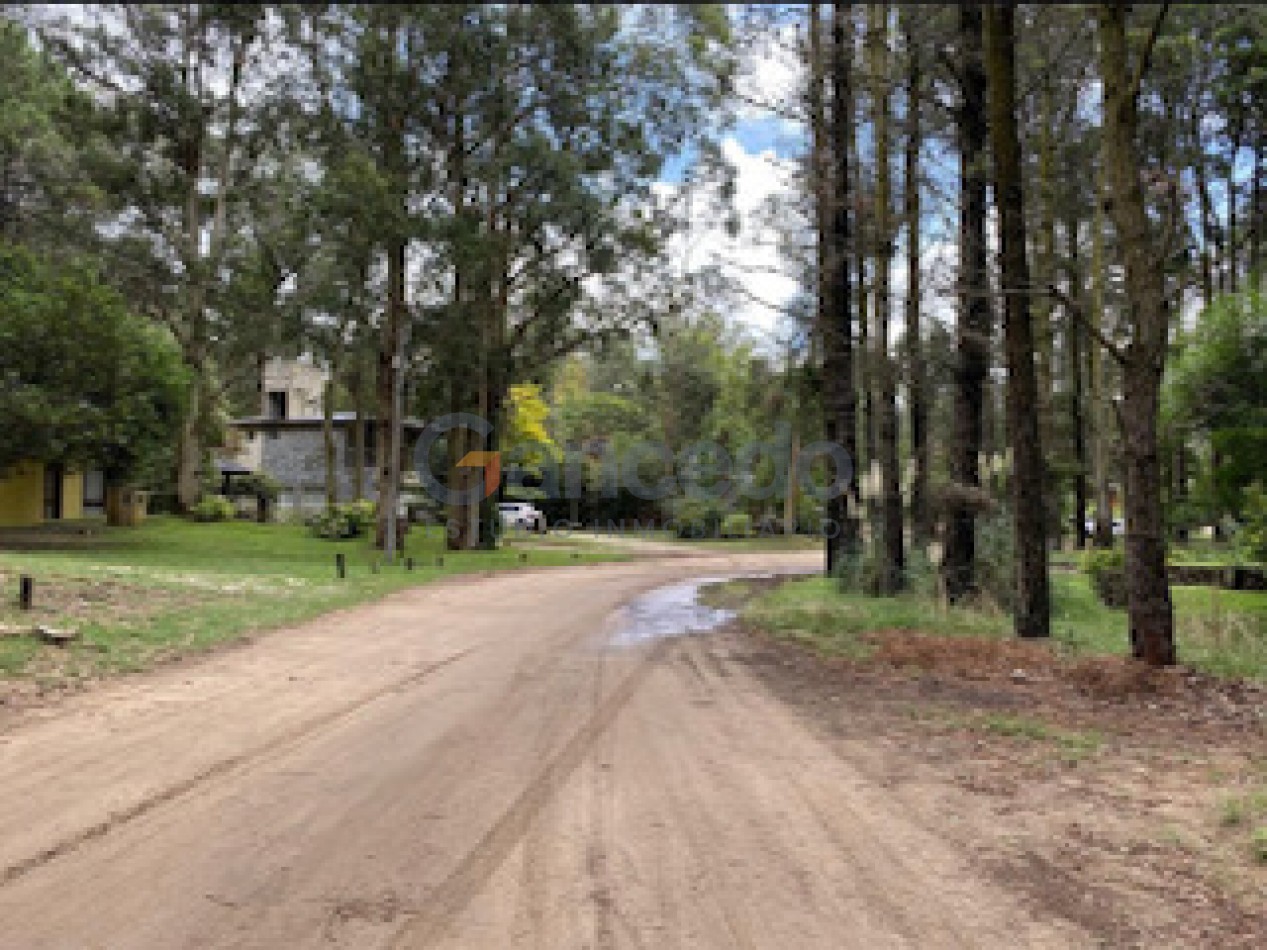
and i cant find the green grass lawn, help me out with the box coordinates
[741,573,1267,681]
[641,528,822,552]
[0,517,624,684]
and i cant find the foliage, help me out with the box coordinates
[0,16,105,252]
[720,512,754,538]
[1166,291,1267,518]
[308,500,378,541]
[223,472,281,503]
[503,383,560,470]
[1237,483,1267,565]
[190,495,235,523]
[1081,547,1127,609]
[668,496,729,539]
[0,243,189,481]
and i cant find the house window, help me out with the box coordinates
[266,390,288,420]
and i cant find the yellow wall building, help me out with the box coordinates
[0,462,86,527]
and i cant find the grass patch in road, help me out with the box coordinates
[1215,784,1267,864]
[697,578,758,611]
[1252,827,1267,864]
[974,713,1103,761]
[741,572,1267,681]
[0,517,626,687]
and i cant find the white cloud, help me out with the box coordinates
[657,136,804,344]
[735,22,804,128]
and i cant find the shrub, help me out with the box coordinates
[1082,547,1127,608]
[224,472,281,503]
[720,512,754,538]
[190,495,235,523]
[1237,482,1267,564]
[307,500,378,540]
[343,499,378,536]
[669,497,728,539]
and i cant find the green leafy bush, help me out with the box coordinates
[1237,482,1267,564]
[190,495,235,523]
[669,497,728,539]
[720,512,753,538]
[307,500,378,540]
[225,472,281,503]
[1082,547,1127,608]
[343,499,378,535]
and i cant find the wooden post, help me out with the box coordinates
[405,557,414,571]
[19,575,33,611]
[335,553,346,579]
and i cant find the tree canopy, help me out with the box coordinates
[0,243,188,482]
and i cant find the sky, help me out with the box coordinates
[651,23,808,348]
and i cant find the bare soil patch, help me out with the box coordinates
[733,622,1267,948]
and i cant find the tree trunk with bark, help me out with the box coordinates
[1066,213,1089,549]
[1095,2,1176,666]
[375,236,405,549]
[817,2,860,574]
[943,3,990,603]
[868,3,903,592]
[903,10,929,546]
[985,3,1050,638]
[1090,173,1115,550]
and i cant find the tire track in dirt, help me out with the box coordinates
[0,647,476,889]
[386,639,670,949]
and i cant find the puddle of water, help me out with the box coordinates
[607,572,807,647]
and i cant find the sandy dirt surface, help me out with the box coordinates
[0,549,1102,949]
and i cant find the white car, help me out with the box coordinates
[498,501,546,533]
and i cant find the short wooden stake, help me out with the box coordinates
[335,553,346,579]
[19,575,33,610]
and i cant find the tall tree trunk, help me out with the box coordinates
[376,237,405,549]
[322,344,342,509]
[819,2,860,573]
[943,3,989,603]
[352,362,366,501]
[1227,128,1242,294]
[985,3,1049,637]
[1193,110,1217,307]
[903,10,929,546]
[176,383,203,509]
[1090,172,1114,549]
[868,3,903,592]
[1095,2,1176,666]
[1066,213,1089,550]
[1035,79,1059,545]
[1252,141,1263,279]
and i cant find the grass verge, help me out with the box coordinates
[740,573,1267,681]
[0,517,624,687]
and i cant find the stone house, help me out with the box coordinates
[216,358,427,515]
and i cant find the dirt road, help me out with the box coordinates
[0,551,1091,948]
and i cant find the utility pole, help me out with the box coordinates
[384,316,411,565]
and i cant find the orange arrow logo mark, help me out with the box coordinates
[456,451,501,499]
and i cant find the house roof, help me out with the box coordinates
[230,413,429,430]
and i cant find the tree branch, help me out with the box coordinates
[1042,283,1128,367]
[1126,3,1170,107]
